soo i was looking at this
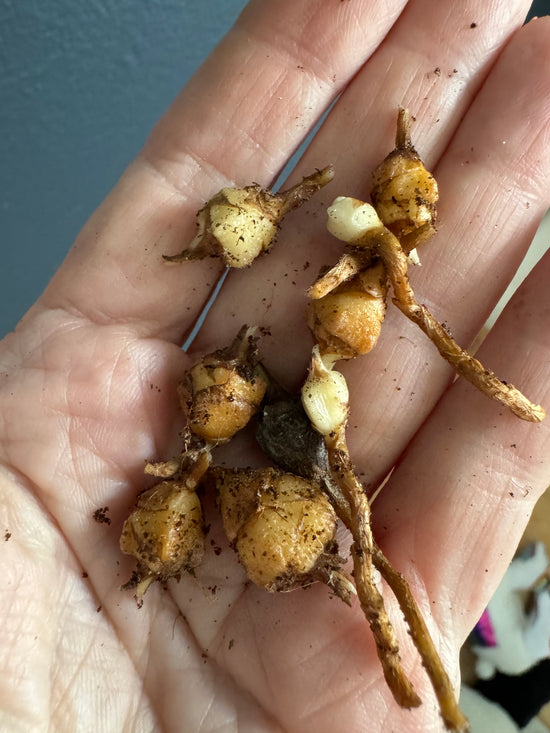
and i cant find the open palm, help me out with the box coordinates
[1,1,550,731]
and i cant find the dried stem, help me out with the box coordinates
[372,546,470,732]
[278,166,335,216]
[395,107,412,149]
[324,426,468,730]
[324,429,421,709]
[312,565,357,607]
[145,457,181,478]
[145,443,213,485]
[307,253,366,299]
[376,228,545,422]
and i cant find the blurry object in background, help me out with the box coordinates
[459,685,549,733]
[463,542,550,730]
[470,542,550,680]
[475,659,550,729]
[527,0,550,19]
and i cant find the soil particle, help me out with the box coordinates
[93,507,111,525]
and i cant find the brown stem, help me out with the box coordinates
[277,165,335,215]
[376,229,545,422]
[307,253,365,299]
[399,221,436,255]
[320,474,352,527]
[144,458,181,478]
[181,448,213,489]
[144,442,213,486]
[322,426,469,729]
[312,565,356,607]
[395,107,412,149]
[325,430,421,709]
[372,546,470,732]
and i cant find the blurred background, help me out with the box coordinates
[0,0,548,337]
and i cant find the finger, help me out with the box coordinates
[38,0,408,341]
[343,15,550,484]
[287,0,534,185]
[195,13,550,488]
[373,248,550,644]
[0,468,160,733]
[193,0,535,359]
[194,0,533,358]
[344,16,550,486]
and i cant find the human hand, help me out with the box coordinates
[1,1,549,731]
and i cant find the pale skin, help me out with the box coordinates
[1,1,550,731]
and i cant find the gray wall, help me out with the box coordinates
[0,0,247,337]
[0,0,547,337]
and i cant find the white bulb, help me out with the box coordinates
[301,346,349,435]
[326,197,382,243]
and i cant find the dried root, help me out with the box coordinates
[376,229,545,422]
[300,350,468,728]
[372,546,470,732]
[326,431,421,708]
[300,349,420,707]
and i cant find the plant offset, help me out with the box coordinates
[119,110,545,732]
